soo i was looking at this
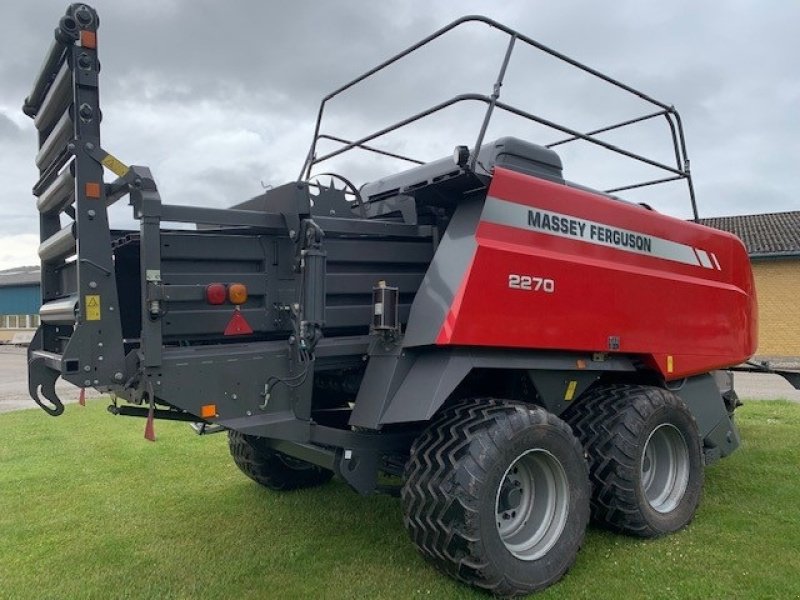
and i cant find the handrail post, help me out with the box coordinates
[470,34,517,171]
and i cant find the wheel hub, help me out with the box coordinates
[495,449,570,561]
[641,423,690,513]
[498,480,523,513]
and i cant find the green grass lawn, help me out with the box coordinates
[1,400,798,599]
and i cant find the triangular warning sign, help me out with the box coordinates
[224,309,253,336]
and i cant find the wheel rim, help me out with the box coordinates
[641,423,690,513]
[495,449,570,561]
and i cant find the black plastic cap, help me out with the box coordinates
[55,16,80,44]
[22,99,37,118]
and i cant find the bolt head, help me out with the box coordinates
[78,103,93,119]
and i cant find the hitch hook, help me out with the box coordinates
[28,356,65,416]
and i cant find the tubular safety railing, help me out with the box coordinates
[299,15,698,220]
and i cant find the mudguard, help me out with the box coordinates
[349,345,636,429]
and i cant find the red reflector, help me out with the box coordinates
[206,283,226,305]
[224,309,253,336]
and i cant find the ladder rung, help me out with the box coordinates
[35,109,73,170]
[37,161,75,214]
[40,295,78,325]
[38,223,76,263]
[34,62,72,133]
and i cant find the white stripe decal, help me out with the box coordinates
[481,197,706,268]
[695,249,713,269]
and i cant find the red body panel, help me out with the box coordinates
[437,168,757,380]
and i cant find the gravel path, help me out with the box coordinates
[733,371,800,403]
[0,345,101,413]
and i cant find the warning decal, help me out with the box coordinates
[85,295,101,321]
[101,153,130,177]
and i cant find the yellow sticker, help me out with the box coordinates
[564,380,578,401]
[85,295,101,321]
[101,153,130,177]
[667,355,674,374]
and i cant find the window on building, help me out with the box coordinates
[0,314,40,329]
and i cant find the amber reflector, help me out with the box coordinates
[228,283,248,305]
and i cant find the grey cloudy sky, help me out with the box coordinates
[1,0,798,269]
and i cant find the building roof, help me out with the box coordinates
[0,266,41,288]
[698,211,800,258]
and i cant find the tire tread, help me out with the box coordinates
[563,384,702,537]
[228,431,333,491]
[402,398,588,596]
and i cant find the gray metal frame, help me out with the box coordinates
[26,5,125,414]
[22,6,766,497]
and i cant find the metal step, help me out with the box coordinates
[30,349,64,372]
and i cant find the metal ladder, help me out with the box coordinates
[23,3,126,414]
